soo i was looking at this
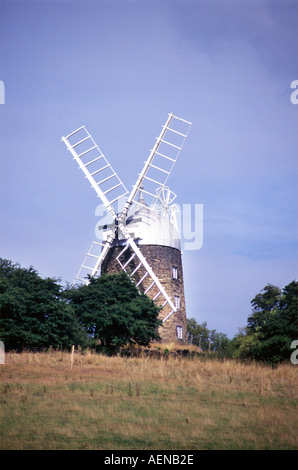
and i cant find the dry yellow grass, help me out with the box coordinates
[0,350,297,450]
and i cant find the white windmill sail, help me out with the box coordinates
[115,234,177,318]
[61,125,128,283]
[121,113,192,219]
[73,241,108,284]
[61,126,128,209]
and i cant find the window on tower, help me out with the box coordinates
[172,266,178,279]
[176,326,183,340]
[174,295,181,309]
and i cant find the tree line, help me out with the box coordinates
[187,281,298,363]
[0,258,160,354]
[0,258,297,362]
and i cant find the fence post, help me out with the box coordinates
[0,341,4,364]
[70,345,75,369]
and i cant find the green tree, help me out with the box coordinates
[209,329,232,356]
[278,281,298,340]
[187,318,209,349]
[235,281,298,363]
[232,328,259,360]
[255,281,298,362]
[187,317,231,354]
[0,259,85,350]
[247,284,281,334]
[65,272,161,354]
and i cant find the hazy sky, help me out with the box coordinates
[1,0,297,337]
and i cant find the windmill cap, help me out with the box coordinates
[123,204,181,250]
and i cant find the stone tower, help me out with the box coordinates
[101,192,187,342]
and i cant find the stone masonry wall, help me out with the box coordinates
[101,244,187,342]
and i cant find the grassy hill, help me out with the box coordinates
[0,348,297,450]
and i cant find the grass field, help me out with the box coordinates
[0,348,297,450]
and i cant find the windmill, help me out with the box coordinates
[62,113,192,342]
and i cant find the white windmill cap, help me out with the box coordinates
[124,197,181,250]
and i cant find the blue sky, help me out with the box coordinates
[0,0,297,338]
